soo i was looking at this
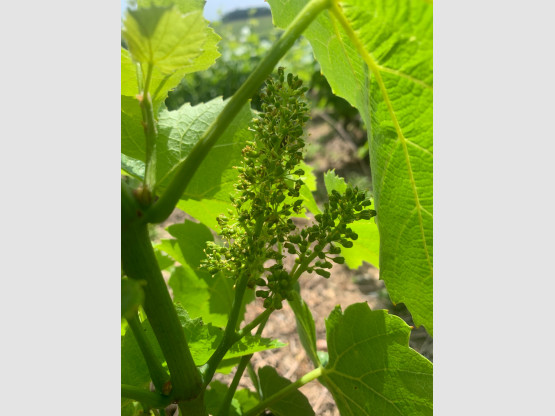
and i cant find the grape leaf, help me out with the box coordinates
[288,289,319,367]
[157,220,253,328]
[268,1,433,333]
[121,0,221,111]
[153,248,175,270]
[121,305,285,387]
[121,95,145,162]
[121,278,145,319]
[344,220,379,268]
[205,381,243,416]
[121,28,220,112]
[323,169,347,195]
[175,306,285,365]
[321,303,432,415]
[206,381,260,416]
[122,7,207,74]
[120,97,254,231]
[258,366,315,416]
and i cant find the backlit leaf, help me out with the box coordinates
[269,0,433,333]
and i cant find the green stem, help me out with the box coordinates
[122,189,203,402]
[236,307,273,339]
[140,64,158,194]
[247,361,261,397]
[243,367,324,416]
[217,316,270,416]
[144,0,333,224]
[201,271,250,386]
[292,250,319,283]
[121,384,172,409]
[126,313,171,395]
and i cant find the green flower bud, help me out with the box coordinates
[315,269,331,278]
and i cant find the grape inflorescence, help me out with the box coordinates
[202,68,376,310]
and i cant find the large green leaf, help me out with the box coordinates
[321,303,432,415]
[268,0,433,334]
[258,366,315,416]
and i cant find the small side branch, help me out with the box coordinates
[121,384,172,409]
[126,313,171,395]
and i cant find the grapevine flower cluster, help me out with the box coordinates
[202,68,376,310]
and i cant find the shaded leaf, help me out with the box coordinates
[205,381,259,416]
[122,305,285,384]
[288,289,319,367]
[258,366,315,416]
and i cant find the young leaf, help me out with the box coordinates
[120,27,221,112]
[258,366,315,416]
[268,0,433,334]
[122,7,207,74]
[321,303,432,415]
[288,289,320,367]
[323,169,347,195]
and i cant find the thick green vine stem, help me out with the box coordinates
[143,0,332,224]
[121,180,204,410]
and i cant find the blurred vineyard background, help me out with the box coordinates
[122,6,432,415]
